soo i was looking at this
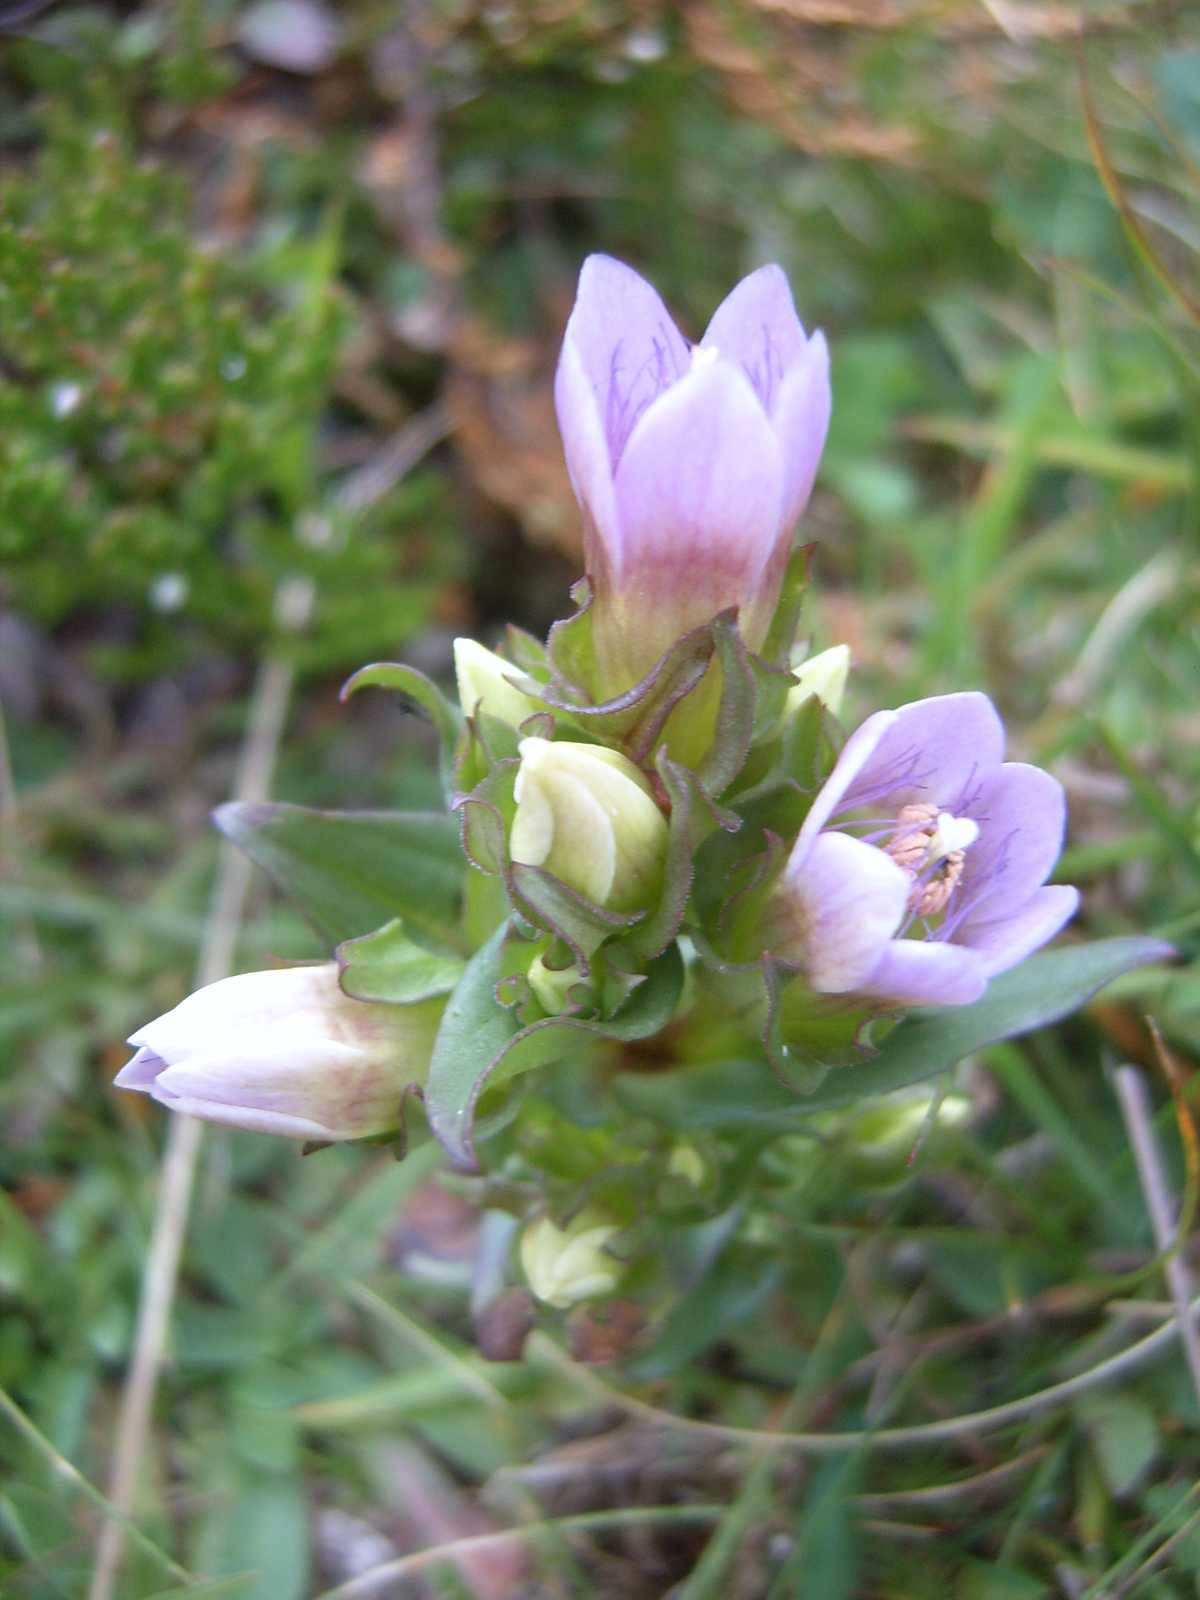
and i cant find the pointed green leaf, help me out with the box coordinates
[615,936,1173,1128]
[214,802,463,945]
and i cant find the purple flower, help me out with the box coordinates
[115,965,442,1140]
[554,255,830,694]
[764,692,1079,1007]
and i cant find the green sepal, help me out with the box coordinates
[337,918,465,1004]
[612,753,737,967]
[548,611,720,760]
[762,959,874,1092]
[426,926,685,1168]
[544,575,598,701]
[503,623,552,679]
[759,543,813,668]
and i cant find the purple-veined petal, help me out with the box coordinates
[609,354,784,658]
[956,762,1068,922]
[780,830,911,993]
[863,938,989,1007]
[839,692,1006,819]
[558,254,690,470]
[700,264,809,413]
[789,709,900,867]
[957,884,1080,976]
[773,331,831,533]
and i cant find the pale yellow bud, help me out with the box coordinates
[510,738,668,912]
[453,637,542,728]
[666,1142,706,1187]
[527,952,587,1015]
[786,644,850,717]
[520,1212,621,1309]
[840,1085,973,1179]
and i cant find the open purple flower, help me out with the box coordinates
[763,692,1079,1007]
[554,255,830,695]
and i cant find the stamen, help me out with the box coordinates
[883,802,939,874]
[913,849,966,918]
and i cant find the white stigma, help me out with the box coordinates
[690,343,719,371]
[927,812,979,865]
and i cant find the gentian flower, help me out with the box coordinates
[115,965,442,1140]
[763,692,1079,1006]
[554,255,830,694]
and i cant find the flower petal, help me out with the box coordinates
[700,264,809,413]
[151,1037,386,1141]
[773,331,830,532]
[863,939,989,1007]
[610,355,784,660]
[956,762,1068,923]
[558,254,690,470]
[554,335,623,580]
[114,1046,167,1090]
[779,830,911,993]
[839,692,1006,819]
[146,1085,339,1141]
[957,884,1080,976]
[789,708,899,865]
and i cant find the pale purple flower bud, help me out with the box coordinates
[554,255,831,692]
[115,964,442,1141]
[764,692,1080,1007]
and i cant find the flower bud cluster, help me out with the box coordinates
[110,254,1154,1330]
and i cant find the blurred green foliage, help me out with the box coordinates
[1,0,1199,1596]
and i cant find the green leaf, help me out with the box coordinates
[1077,1393,1160,1498]
[337,918,464,1003]
[192,1472,309,1600]
[615,936,1173,1129]
[767,1456,861,1600]
[214,802,463,946]
[426,932,684,1168]
[424,924,521,1166]
[629,1245,780,1380]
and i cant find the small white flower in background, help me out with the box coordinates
[115,964,442,1141]
[520,1212,621,1309]
[510,737,668,912]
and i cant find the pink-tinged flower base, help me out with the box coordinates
[765,692,1079,1007]
[554,255,830,695]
